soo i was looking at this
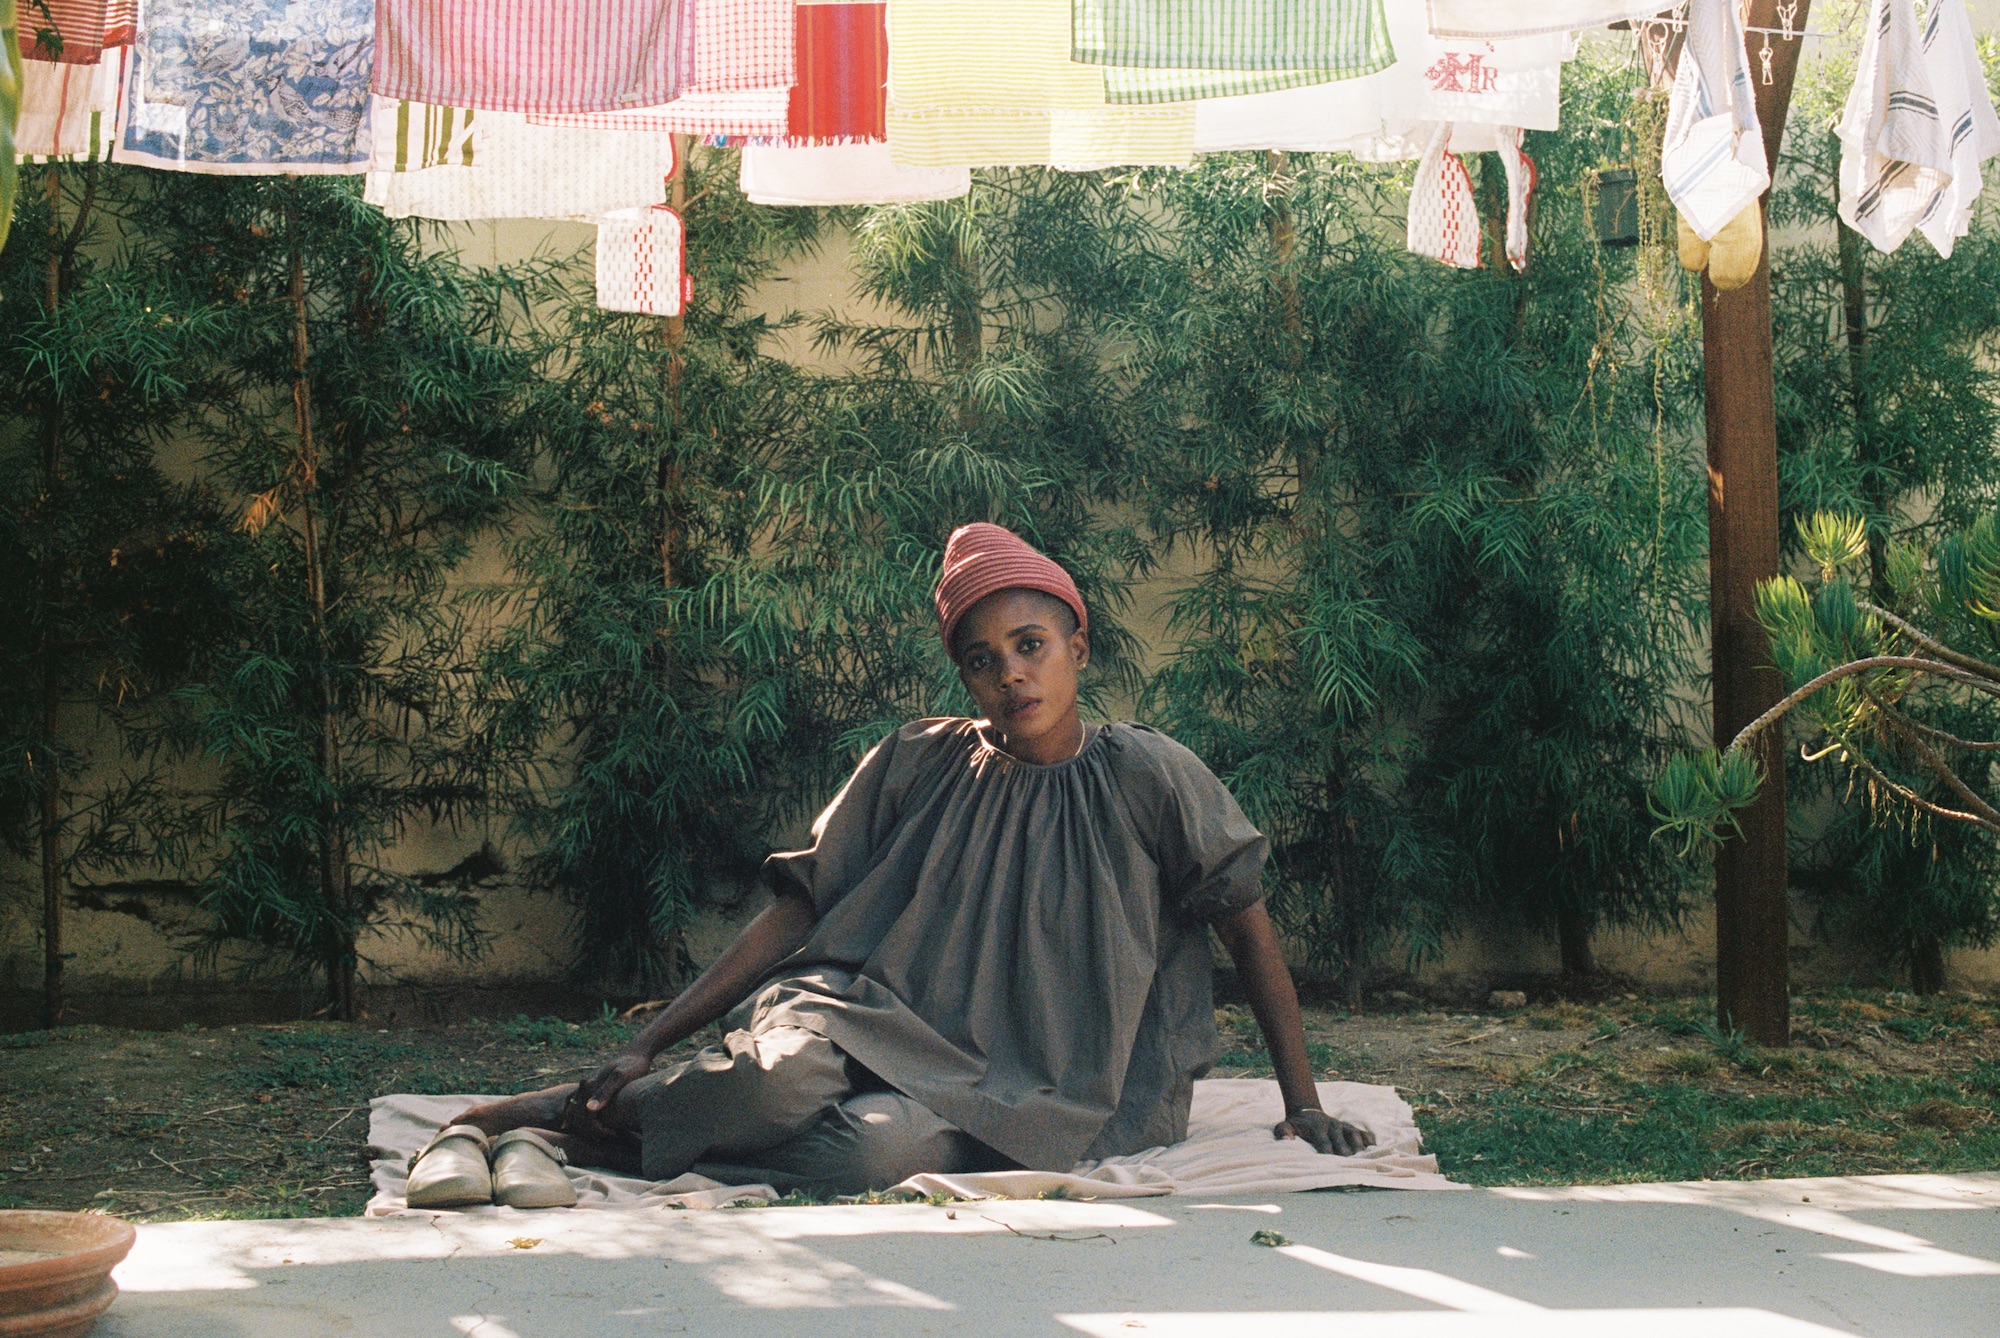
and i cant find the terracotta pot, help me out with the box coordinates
[0,1211,137,1338]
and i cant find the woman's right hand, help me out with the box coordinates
[562,1051,651,1140]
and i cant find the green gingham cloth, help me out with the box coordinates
[1074,0,1393,105]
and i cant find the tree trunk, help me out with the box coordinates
[947,217,983,435]
[1908,935,1946,996]
[652,138,691,992]
[1835,218,1886,590]
[287,226,355,1021]
[38,168,64,1029]
[1555,903,1595,980]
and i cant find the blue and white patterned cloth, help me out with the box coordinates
[113,0,374,174]
[1660,0,1767,243]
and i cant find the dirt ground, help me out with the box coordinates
[1,988,1994,1222]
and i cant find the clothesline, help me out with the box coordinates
[9,0,1998,314]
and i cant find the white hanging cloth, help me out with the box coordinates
[595,206,687,317]
[1837,0,2000,258]
[1915,0,2000,257]
[739,143,970,206]
[1661,0,1768,242]
[1838,0,1951,255]
[1194,3,1566,153]
[13,50,125,161]
[363,110,678,220]
[1426,1,1667,40]
[1406,122,1537,272]
[1407,123,1483,269]
[1493,125,1536,272]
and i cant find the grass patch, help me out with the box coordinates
[1425,1070,2000,1186]
[1217,1042,1362,1075]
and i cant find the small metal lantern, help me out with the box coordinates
[1590,167,1640,247]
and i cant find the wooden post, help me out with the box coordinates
[1704,0,1810,1047]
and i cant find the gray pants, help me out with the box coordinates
[623,1026,1011,1193]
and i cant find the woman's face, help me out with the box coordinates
[953,589,1090,763]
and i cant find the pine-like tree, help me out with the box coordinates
[1764,45,2000,991]
[1123,52,1707,997]
[475,145,827,991]
[0,162,232,1025]
[146,175,536,1019]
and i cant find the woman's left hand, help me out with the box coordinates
[1274,1107,1372,1156]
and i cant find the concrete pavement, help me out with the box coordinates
[100,1171,2000,1337]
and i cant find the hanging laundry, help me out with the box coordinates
[113,0,374,174]
[14,0,133,65]
[1074,0,1392,73]
[14,49,123,160]
[1660,0,1767,241]
[363,111,677,219]
[1823,0,2000,260]
[1426,1,1668,40]
[526,0,795,141]
[372,0,687,116]
[530,89,790,138]
[1485,123,1536,272]
[787,1,885,144]
[740,142,969,205]
[367,97,475,172]
[1914,0,1999,257]
[1837,0,1950,255]
[1407,123,1481,269]
[886,0,1193,168]
[1404,122,1536,272]
[1074,0,1393,105]
[1194,3,1565,152]
[595,204,685,317]
[683,0,792,95]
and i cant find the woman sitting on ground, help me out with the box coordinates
[409,523,1372,1208]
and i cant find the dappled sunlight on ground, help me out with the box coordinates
[95,1172,1999,1337]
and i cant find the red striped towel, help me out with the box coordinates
[788,2,885,145]
[16,0,134,64]
[372,0,689,115]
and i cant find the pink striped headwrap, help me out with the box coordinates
[934,523,1088,654]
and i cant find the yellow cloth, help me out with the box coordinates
[886,0,1192,168]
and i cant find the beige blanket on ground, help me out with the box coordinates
[366,1079,1458,1215]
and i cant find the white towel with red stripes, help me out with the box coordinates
[596,206,687,317]
[371,0,689,115]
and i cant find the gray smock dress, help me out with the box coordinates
[701,716,1269,1175]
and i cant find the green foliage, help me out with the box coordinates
[0,164,239,1020]
[1763,42,2000,990]
[476,149,828,989]
[1123,50,1705,989]
[1650,748,1762,854]
[131,175,538,1013]
[1655,509,2000,984]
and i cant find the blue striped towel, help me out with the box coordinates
[1660,0,1768,243]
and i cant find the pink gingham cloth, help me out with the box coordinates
[372,0,689,115]
[596,206,687,317]
[526,0,791,138]
[688,0,793,93]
